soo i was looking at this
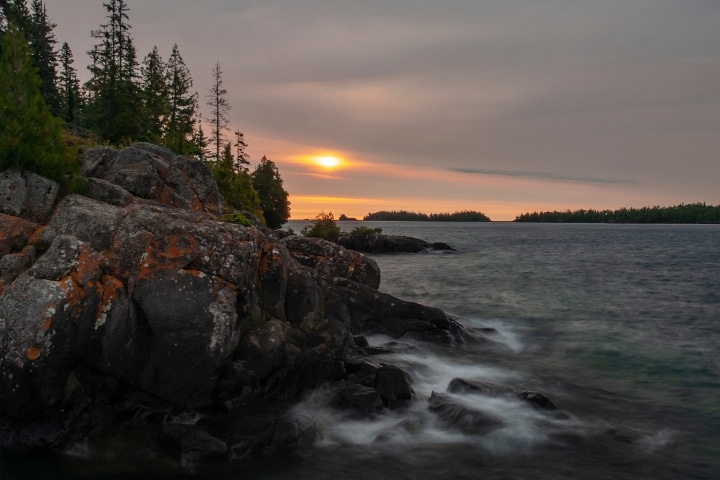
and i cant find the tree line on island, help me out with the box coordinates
[0,0,290,228]
[360,210,491,222]
[514,204,720,224]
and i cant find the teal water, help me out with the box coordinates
[286,221,720,480]
[5,222,719,479]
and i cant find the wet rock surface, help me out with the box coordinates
[337,230,456,254]
[0,144,471,469]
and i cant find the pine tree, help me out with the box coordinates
[212,142,263,219]
[85,0,142,144]
[164,44,197,155]
[28,0,58,115]
[206,61,230,162]
[192,113,209,160]
[252,156,291,229]
[140,45,167,143]
[0,25,77,182]
[233,129,250,172]
[57,41,81,128]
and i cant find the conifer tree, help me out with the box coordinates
[29,0,58,115]
[57,41,81,130]
[164,44,197,155]
[193,113,209,160]
[252,156,291,229]
[85,0,142,144]
[212,142,263,219]
[0,25,76,182]
[233,129,250,172]
[206,61,230,162]
[140,45,167,143]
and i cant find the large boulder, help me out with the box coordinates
[0,170,59,224]
[81,143,224,214]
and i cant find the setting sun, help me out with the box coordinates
[314,156,342,169]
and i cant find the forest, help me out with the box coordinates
[0,0,290,228]
[363,210,491,222]
[514,204,720,223]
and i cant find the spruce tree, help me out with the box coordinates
[29,0,58,115]
[0,25,76,182]
[57,41,81,128]
[140,45,168,143]
[206,61,230,162]
[252,156,291,229]
[164,44,197,155]
[85,0,142,144]
[233,129,250,172]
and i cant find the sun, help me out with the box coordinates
[314,156,341,169]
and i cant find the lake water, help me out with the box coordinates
[6,222,719,479]
[275,221,720,480]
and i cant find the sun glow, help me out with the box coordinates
[314,156,342,169]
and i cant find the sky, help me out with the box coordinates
[47,0,720,220]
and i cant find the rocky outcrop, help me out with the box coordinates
[80,142,223,213]
[337,230,455,254]
[0,144,470,466]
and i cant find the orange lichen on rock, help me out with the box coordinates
[137,234,199,281]
[26,344,42,361]
[70,244,103,286]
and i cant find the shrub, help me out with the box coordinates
[302,211,340,242]
[350,226,382,236]
[218,212,252,227]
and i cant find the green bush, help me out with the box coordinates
[302,211,340,242]
[350,226,382,236]
[218,212,252,227]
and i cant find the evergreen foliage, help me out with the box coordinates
[206,61,229,162]
[163,44,197,155]
[85,0,143,144]
[57,41,81,127]
[140,45,167,143]
[363,210,491,222]
[0,25,78,183]
[0,0,293,226]
[302,211,340,242]
[252,156,291,229]
[163,44,197,154]
[211,143,264,220]
[514,204,720,224]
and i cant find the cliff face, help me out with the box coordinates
[0,144,469,462]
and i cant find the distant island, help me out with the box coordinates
[514,203,720,223]
[363,210,491,222]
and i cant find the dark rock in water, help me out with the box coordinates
[337,231,456,254]
[161,423,227,470]
[447,378,517,397]
[374,365,415,409]
[332,384,384,416]
[0,143,474,470]
[282,235,381,289]
[519,390,558,410]
[428,392,504,435]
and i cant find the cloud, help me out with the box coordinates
[450,167,634,185]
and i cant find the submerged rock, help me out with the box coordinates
[428,392,504,435]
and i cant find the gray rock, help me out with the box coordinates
[0,170,59,223]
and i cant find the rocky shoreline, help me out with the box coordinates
[0,144,493,470]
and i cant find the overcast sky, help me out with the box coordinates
[47,0,720,220]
